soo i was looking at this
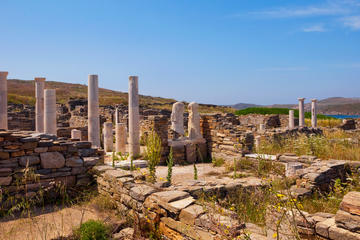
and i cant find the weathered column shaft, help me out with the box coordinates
[128,76,140,157]
[0,72,8,130]
[289,110,295,130]
[44,89,57,135]
[115,107,119,124]
[71,129,82,140]
[298,98,305,127]
[116,123,127,153]
[35,77,46,132]
[255,136,261,150]
[259,124,265,132]
[88,75,100,148]
[311,99,318,128]
[103,122,113,152]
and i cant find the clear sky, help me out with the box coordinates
[1,0,360,105]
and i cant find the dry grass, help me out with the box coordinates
[304,119,343,128]
[258,129,360,161]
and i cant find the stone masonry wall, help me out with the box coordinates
[0,131,103,210]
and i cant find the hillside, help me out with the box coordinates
[232,97,360,115]
[7,79,233,113]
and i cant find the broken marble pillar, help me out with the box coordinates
[289,110,295,130]
[116,123,127,153]
[0,71,8,130]
[35,77,46,133]
[71,129,82,140]
[170,102,185,139]
[311,99,318,128]
[44,89,57,135]
[259,124,265,132]
[88,74,100,148]
[128,76,140,157]
[188,102,202,140]
[103,122,113,152]
[298,98,305,127]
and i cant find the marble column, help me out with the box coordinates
[71,129,82,140]
[103,122,113,152]
[128,76,140,157]
[88,75,100,148]
[44,89,57,135]
[259,124,265,132]
[289,110,295,130]
[115,107,119,124]
[255,136,261,150]
[298,98,305,127]
[0,72,8,130]
[311,99,318,128]
[116,123,127,153]
[35,77,46,132]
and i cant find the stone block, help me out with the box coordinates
[65,157,83,167]
[83,156,99,166]
[34,147,48,153]
[335,210,360,233]
[40,152,65,169]
[129,184,157,202]
[329,224,360,240]
[179,204,205,225]
[19,155,40,167]
[0,176,12,186]
[339,192,360,216]
[0,151,10,160]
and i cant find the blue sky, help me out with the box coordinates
[1,0,360,105]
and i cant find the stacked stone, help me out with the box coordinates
[339,119,356,130]
[94,166,256,240]
[140,115,169,164]
[201,114,254,157]
[8,103,35,130]
[0,130,102,209]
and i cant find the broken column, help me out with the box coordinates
[255,136,261,150]
[88,75,100,148]
[311,99,317,128]
[128,76,140,158]
[115,107,119,124]
[71,129,82,140]
[298,98,305,127]
[259,124,265,132]
[0,72,8,130]
[44,89,57,135]
[103,122,113,152]
[35,77,46,132]
[289,110,295,130]
[116,123,127,153]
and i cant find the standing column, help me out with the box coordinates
[88,75,100,148]
[0,72,8,130]
[128,76,140,158]
[255,136,261,151]
[116,123,127,153]
[44,89,57,135]
[115,107,119,124]
[289,110,295,130]
[35,77,46,132]
[298,98,305,127]
[311,99,318,128]
[103,122,113,152]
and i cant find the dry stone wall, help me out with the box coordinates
[0,130,102,210]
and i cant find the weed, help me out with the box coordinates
[145,130,162,183]
[193,163,198,180]
[212,157,225,167]
[73,220,110,240]
[166,147,174,184]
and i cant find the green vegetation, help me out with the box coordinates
[193,163,198,180]
[74,220,110,240]
[166,147,174,184]
[212,157,225,167]
[235,107,334,119]
[145,130,162,183]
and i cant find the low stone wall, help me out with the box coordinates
[201,114,254,158]
[0,131,102,210]
[94,165,265,239]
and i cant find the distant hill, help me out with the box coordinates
[231,103,261,110]
[7,79,233,113]
[232,97,360,115]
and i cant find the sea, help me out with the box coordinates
[326,115,360,119]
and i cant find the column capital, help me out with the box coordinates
[35,77,46,82]
[311,99,318,102]
[0,72,8,78]
[298,98,305,101]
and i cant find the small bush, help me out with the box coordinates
[74,220,110,240]
[212,157,225,167]
[145,130,162,183]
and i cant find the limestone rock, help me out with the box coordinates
[129,184,157,201]
[335,210,360,233]
[0,176,12,186]
[179,204,205,225]
[65,157,83,167]
[339,192,360,216]
[40,152,65,169]
[19,155,40,167]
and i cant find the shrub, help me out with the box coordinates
[74,220,110,240]
[145,130,162,183]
